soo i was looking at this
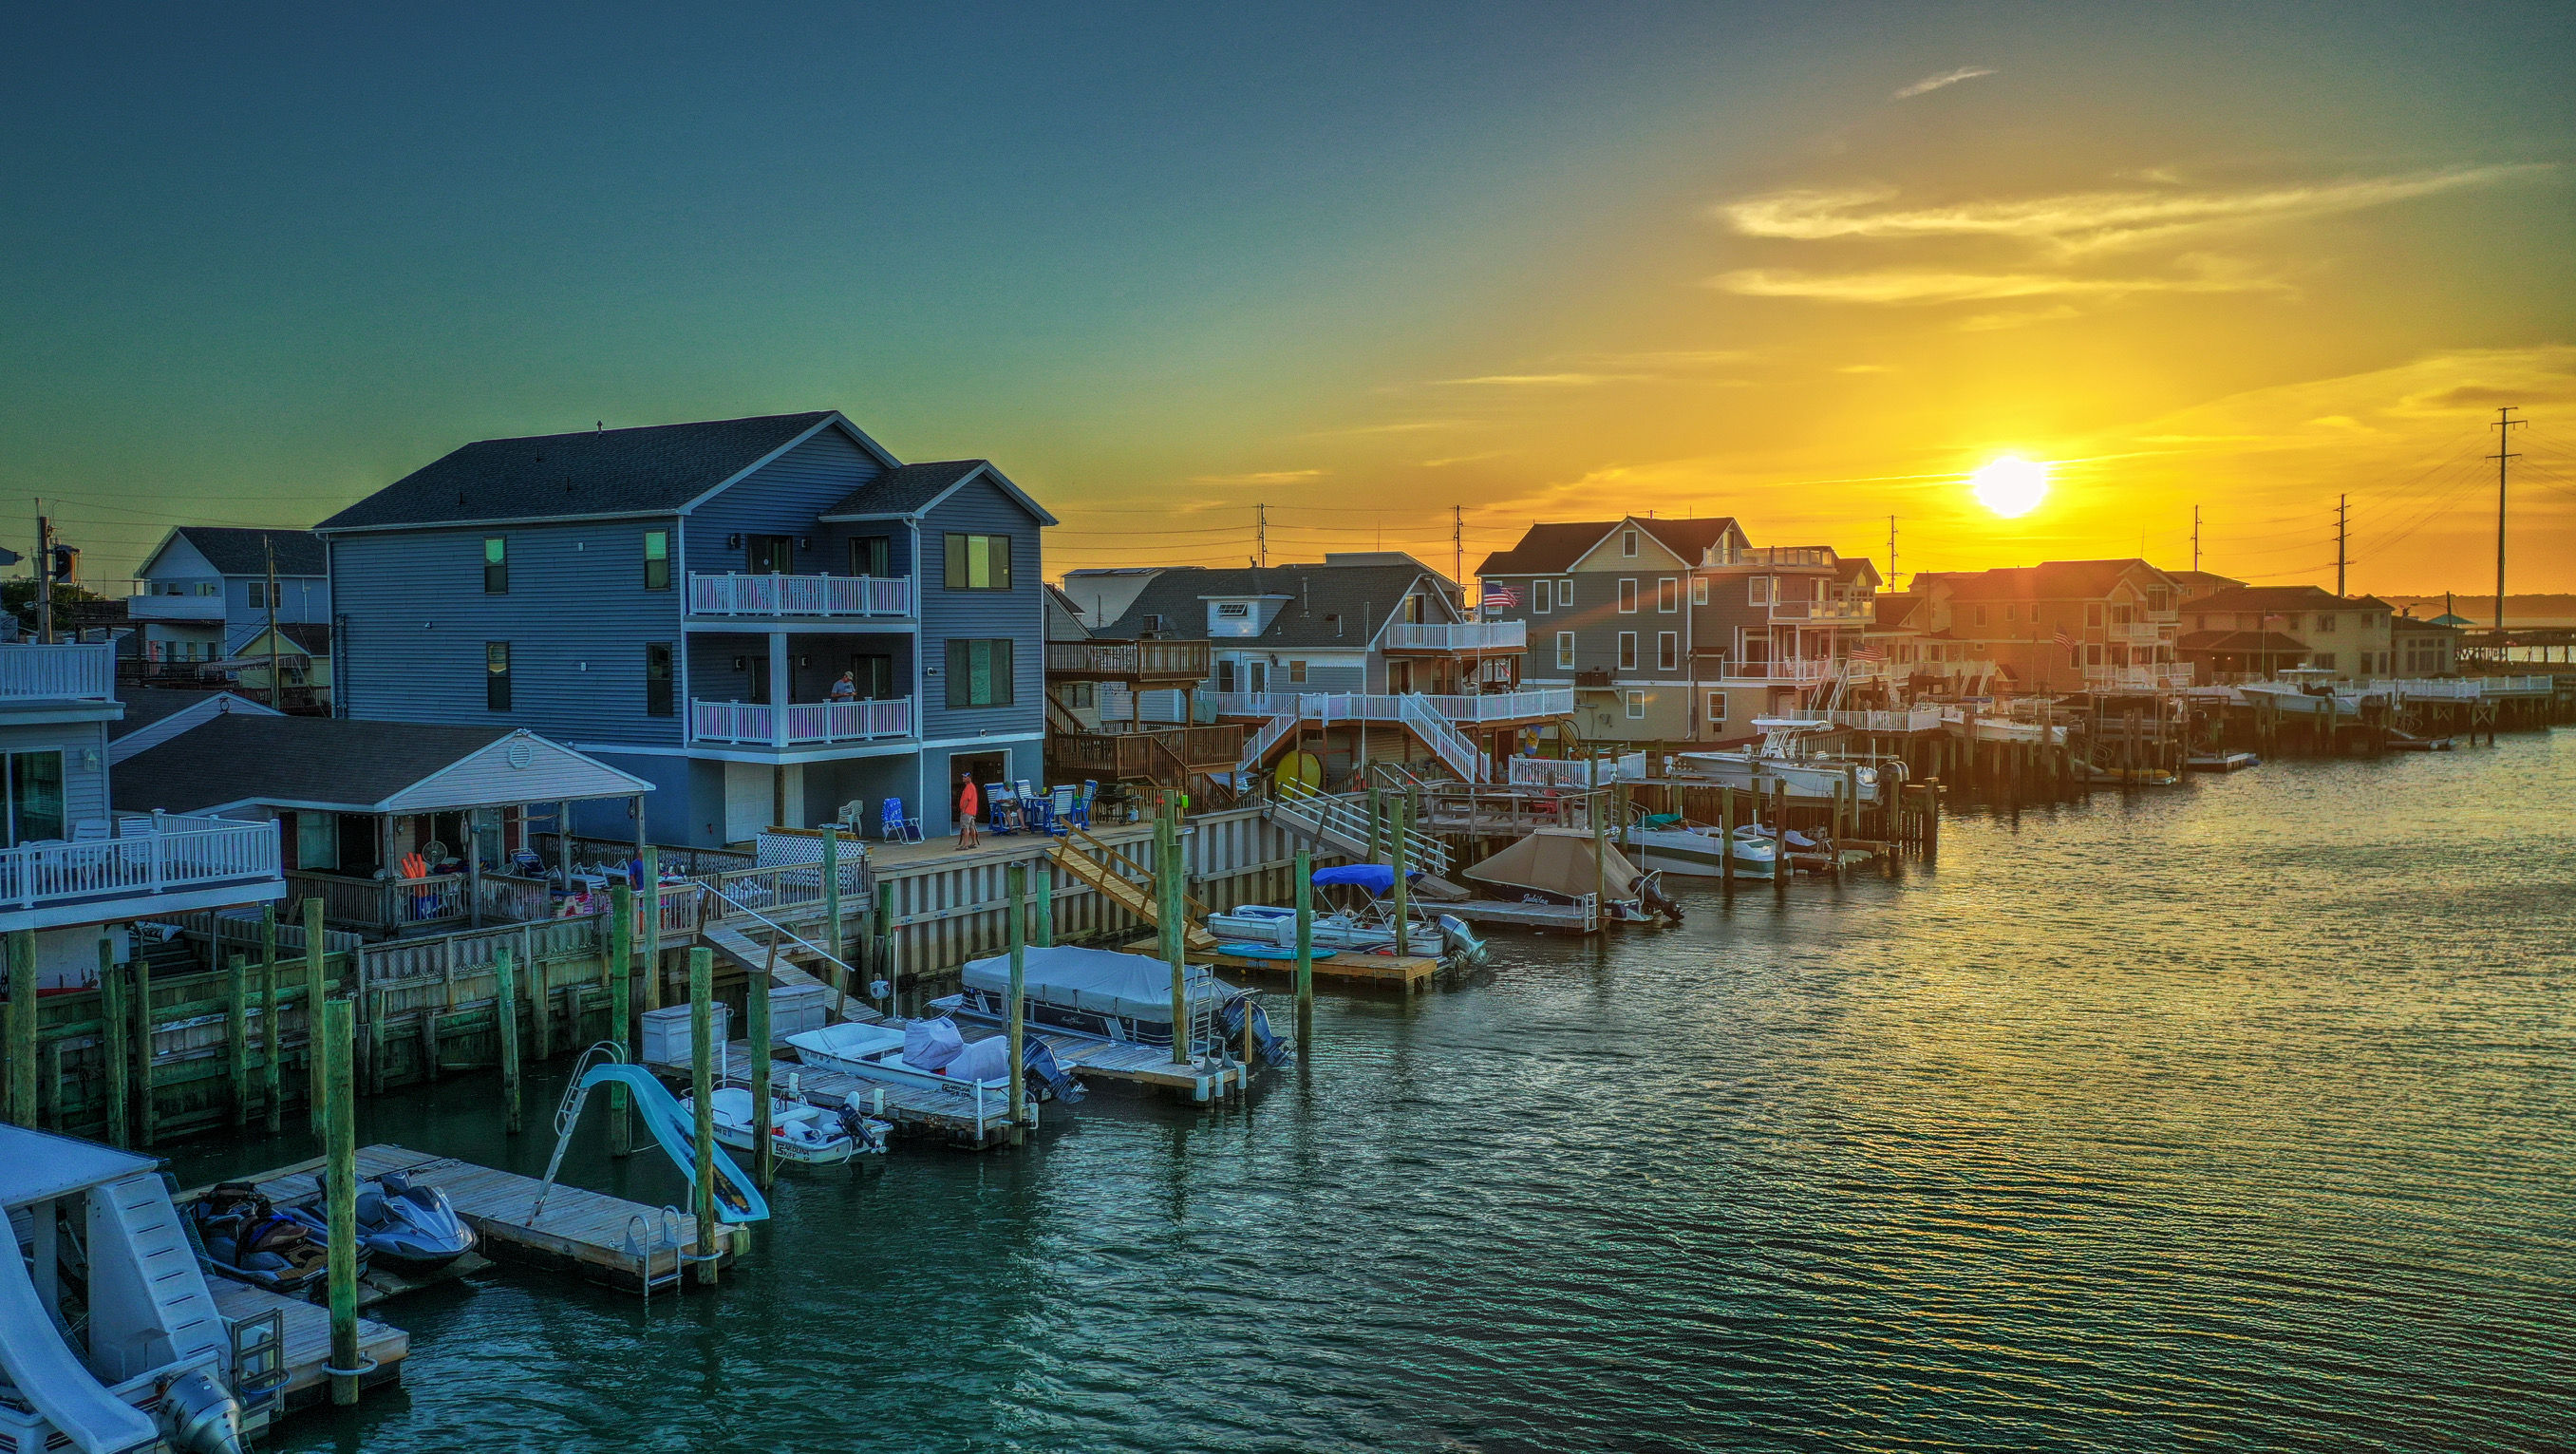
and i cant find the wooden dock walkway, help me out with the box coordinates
[241,1144,736,1291]
[207,1279,407,1415]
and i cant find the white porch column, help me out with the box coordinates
[769,633,791,748]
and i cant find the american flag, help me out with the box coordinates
[1850,641,1883,663]
[1480,584,1520,610]
[2053,626,2077,648]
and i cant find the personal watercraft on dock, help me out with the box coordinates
[281,1170,478,1271]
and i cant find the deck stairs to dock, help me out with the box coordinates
[1264,786,1454,874]
[1235,711,1298,777]
[1048,831,1221,954]
[1397,693,1487,782]
[698,917,860,1018]
[90,1173,230,1381]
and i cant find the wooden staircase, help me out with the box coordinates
[1048,830,1220,954]
[700,918,858,1019]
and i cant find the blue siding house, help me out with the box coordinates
[315,411,1057,847]
[129,527,329,662]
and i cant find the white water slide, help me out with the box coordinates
[0,1228,158,1454]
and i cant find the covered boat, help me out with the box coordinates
[944,945,1291,1069]
[1462,830,1678,922]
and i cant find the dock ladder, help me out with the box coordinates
[622,1205,690,1307]
[225,1308,288,1419]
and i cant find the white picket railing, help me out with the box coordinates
[1206,688,1575,724]
[0,816,279,911]
[1235,712,1298,777]
[1398,693,1486,783]
[686,573,912,617]
[1266,787,1452,874]
[0,642,116,700]
[690,697,914,746]
[1381,621,1528,652]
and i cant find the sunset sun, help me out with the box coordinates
[1969,456,2051,518]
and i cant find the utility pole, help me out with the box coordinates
[32,510,50,647]
[2490,406,2523,631]
[2191,505,2201,575]
[1254,503,1268,569]
[263,536,282,708]
[1453,504,1463,603]
[1887,515,1897,590]
[2335,494,2348,596]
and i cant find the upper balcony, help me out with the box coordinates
[1204,687,1574,726]
[1045,638,1211,683]
[125,581,227,622]
[1381,621,1527,654]
[686,572,912,624]
[1768,598,1874,625]
[2106,621,2168,645]
[689,696,915,751]
[0,812,284,933]
[0,643,116,702]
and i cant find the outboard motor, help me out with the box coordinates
[1216,992,1294,1069]
[157,1368,247,1454]
[834,1098,893,1153]
[1436,915,1491,968]
[1631,872,1685,925]
[1021,1038,1088,1104]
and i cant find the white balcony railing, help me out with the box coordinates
[124,588,227,622]
[0,643,116,700]
[1206,688,1575,724]
[0,815,279,913]
[1760,658,1839,683]
[2106,621,2167,645]
[1381,620,1529,652]
[690,696,914,747]
[687,573,912,618]
[1768,599,1874,624]
[2086,666,2195,690]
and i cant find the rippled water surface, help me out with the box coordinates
[199,734,2576,1452]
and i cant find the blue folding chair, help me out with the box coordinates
[880,797,922,843]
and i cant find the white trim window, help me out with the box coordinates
[1657,632,1678,671]
[1625,690,1646,719]
[1657,577,1678,613]
[1532,579,1551,614]
[1704,689,1726,725]
[1691,577,1709,606]
[1622,528,1639,557]
[1556,631,1576,670]
[1749,576,1773,606]
[1618,578,1639,614]
[1557,576,1573,604]
[1617,632,1638,670]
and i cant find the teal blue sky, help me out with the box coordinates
[5,3,2571,589]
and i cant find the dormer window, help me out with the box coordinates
[1215,603,1250,618]
[1622,528,1639,557]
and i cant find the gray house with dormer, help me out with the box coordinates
[128,527,329,664]
[316,411,1056,846]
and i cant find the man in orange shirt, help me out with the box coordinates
[955,770,981,849]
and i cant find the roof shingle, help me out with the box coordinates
[165,527,328,576]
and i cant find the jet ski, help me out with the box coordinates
[284,1170,479,1271]
[187,1182,340,1294]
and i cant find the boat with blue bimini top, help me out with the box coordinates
[934,944,1294,1073]
[1206,864,1491,968]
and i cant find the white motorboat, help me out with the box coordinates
[681,1085,887,1164]
[788,1021,1013,1097]
[1616,818,1778,879]
[937,945,1291,1072]
[1205,904,1490,967]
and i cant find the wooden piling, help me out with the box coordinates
[1158,799,1187,1065]
[1719,785,1735,892]
[609,879,632,1158]
[304,897,327,1143]
[494,944,522,1135]
[1772,778,1790,900]
[751,934,775,1189]
[1035,866,1055,949]
[227,953,250,1127]
[5,932,34,1127]
[321,996,361,1407]
[100,938,127,1148]
[820,825,846,1007]
[1006,863,1027,1142]
[1292,847,1313,1057]
[135,938,157,1146]
[642,847,664,1012]
[259,904,281,1132]
[687,947,718,1287]
[874,882,895,1012]
[1390,797,1411,957]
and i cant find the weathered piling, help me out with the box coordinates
[1006,862,1027,1142]
[1293,847,1314,1056]
[259,905,281,1132]
[304,898,328,1142]
[609,879,632,1158]
[687,947,718,1287]
[6,931,33,1127]
[750,934,775,1189]
[820,824,846,1006]
[321,996,360,1407]
[1390,797,1411,957]
[642,847,664,1012]
[101,938,128,1147]
[136,937,158,1146]
[1036,867,1055,949]
[494,944,522,1135]
[1720,785,1736,892]
[227,953,250,1127]
[1158,798,1186,1065]
[1772,779,1790,901]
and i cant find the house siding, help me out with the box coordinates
[329,519,687,747]
[918,475,1044,746]
[0,721,109,831]
[683,425,888,579]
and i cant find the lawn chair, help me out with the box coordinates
[880,797,923,843]
[987,783,1023,836]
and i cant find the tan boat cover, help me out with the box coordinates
[1462,829,1644,898]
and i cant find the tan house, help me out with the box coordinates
[2391,613,2464,676]
[2177,585,2394,680]
[1902,559,2190,693]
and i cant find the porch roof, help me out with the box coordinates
[111,716,652,817]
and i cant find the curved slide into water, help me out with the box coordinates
[0,1223,158,1454]
[576,1064,770,1223]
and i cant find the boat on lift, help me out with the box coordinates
[1206,865,1491,966]
[1614,812,1780,879]
[935,944,1292,1071]
[1461,829,1680,922]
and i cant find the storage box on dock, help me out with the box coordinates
[772,983,831,1039]
[642,1003,730,1065]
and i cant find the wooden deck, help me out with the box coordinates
[242,1144,736,1291]
[207,1279,407,1415]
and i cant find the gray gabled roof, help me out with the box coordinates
[156,527,329,576]
[111,716,648,815]
[313,412,855,533]
[818,459,1060,526]
[1094,562,1455,650]
[110,687,275,739]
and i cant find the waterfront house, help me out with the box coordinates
[315,411,1057,845]
[1066,554,1555,785]
[126,527,329,665]
[0,642,284,985]
[2391,613,2463,676]
[1907,559,2191,693]
[1476,518,1875,746]
[1040,584,1235,798]
[2175,584,2395,681]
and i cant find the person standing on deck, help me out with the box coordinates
[829,671,857,703]
[956,770,981,849]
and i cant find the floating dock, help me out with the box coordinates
[1191,942,1440,991]
[237,1144,737,1291]
[206,1279,408,1415]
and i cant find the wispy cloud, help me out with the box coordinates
[1189,468,1325,485]
[1835,363,1894,373]
[1420,451,1509,468]
[1438,372,1626,387]
[1718,165,2544,256]
[1711,267,2285,305]
[1891,66,1994,101]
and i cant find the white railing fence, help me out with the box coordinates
[1398,693,1486,783]
[0,816,278,910]
[686,573,912,617]
[0,642,116,700]
[1266,786,1452,874]
[1207,688,1574,724]
[690,697,914,746]
[1381,621,1529,651]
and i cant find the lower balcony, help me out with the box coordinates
[689,696,915,747]
[0,814,283,932]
